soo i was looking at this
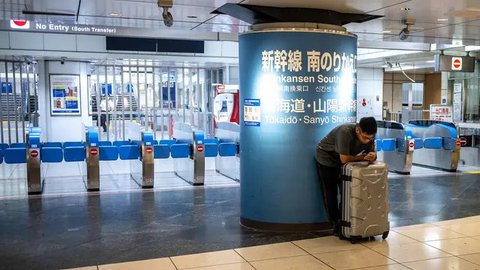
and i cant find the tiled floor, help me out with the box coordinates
[2,164,480,270]
[67,215,480,270]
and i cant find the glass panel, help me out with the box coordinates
[0,61,36,144]
[464,77,479,122]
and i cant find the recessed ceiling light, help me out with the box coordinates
[187,15,197,19]
[437,18,449,22]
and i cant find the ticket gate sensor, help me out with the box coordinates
[26,128,43,194]
[131,131,155,188]
[84,128,100,191]
[173,131,205,185]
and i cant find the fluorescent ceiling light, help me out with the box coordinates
[384,62,433,72]
[465,45,480,51]
[437,18,449,22]
[357,49,422,61]
[452,39,463,46]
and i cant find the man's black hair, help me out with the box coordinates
[359,117,377,135]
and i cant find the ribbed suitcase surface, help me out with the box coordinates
[341,161,389,242]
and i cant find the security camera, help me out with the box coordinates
[60,57,66,65]
[162,8,173,27]
[399,18,415,41]
[158,0,173,27]
[399,27,410,40]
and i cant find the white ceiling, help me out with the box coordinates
[1,0,480,69]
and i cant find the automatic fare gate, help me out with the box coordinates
[26,127,42,194]
[84,128,100,191]
[131,131,154,188]
[173,131,205,185]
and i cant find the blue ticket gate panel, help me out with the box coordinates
[85,128,100,191]
[27,129,42,194]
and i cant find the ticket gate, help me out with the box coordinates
[376,121,416,174]
[84,128,100,191]
[406,120,460,172]
[26,127,43,194]
[214,122,240,181]
[173,131,205,185]
[130,131,155,188]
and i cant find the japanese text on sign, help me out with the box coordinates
[262,50,356,74]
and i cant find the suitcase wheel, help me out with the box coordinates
[382,231,389,240]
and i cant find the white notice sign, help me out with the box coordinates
[244,99,261,126]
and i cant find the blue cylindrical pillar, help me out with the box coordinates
[240,23,357,231]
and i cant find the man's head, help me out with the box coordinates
[356,117,377,144]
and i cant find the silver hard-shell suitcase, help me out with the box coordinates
[341,161,390,243]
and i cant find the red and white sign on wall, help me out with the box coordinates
[451,57,462,71]
[10,19,30,29]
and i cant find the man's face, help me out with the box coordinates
[356,126,374,144]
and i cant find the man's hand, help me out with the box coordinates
[364,152,376,162]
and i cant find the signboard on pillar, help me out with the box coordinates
[239,26,357,227]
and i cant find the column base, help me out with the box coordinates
[240,217,332,232]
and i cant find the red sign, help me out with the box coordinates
[197,145,204,152]
[216,84,225,91]
[30,150,39,158]
[90,148,98,156]
[452,57,462,70]
[409,141,414,148]
[361,98,367,107]
[457,139,463,147]
[10,19,30,29]
[145,147,153,154]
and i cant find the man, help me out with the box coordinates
[99,97,114,132]
[315,117,377,235]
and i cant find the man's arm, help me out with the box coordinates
[339,142,377,164]
[339,153,367,164]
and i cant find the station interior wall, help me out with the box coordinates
[357,68,384,120]
[383,72,442,119]
[0,31,239,64]
[38,61,91,142]
[423,73,442,119]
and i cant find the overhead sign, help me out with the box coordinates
[434,55,475,72]
[10,19,30,29]
[7,20,117,34]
